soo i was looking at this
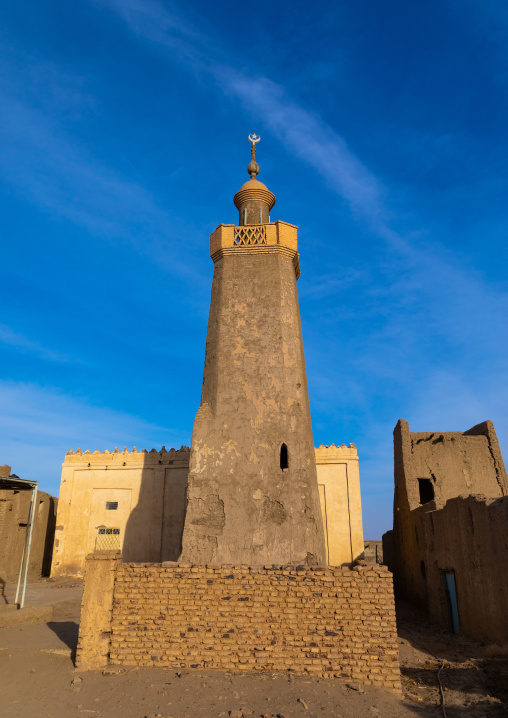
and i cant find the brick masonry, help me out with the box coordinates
[76,555,401,692]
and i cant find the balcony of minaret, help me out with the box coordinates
[209,220,300,278]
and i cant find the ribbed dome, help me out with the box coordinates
[234,178,276,212]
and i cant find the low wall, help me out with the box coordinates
[76,556,401,692]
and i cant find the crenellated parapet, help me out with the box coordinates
[53,445,191,578]
[210,221,300,278]
[315,443,358,464]
[63,446,190,466]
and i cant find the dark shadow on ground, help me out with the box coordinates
[482,657,508,710]
[0,576,7,604]
[396,598,471,664]
[403,701,508,716]
[395,597,508,716]
[47,621,79,651]
[402,663,488,698]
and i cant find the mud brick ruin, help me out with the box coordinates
[0,463,57,581]
[384,419,508,644]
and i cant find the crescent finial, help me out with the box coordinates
[247,134,261,178]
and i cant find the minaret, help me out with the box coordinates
[180,136,326,566]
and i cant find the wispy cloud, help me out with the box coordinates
[0,59,204,283]
[0,92,172,241]
[0,323,75,363]
[299,268,369,300]
[99,0,388,232]
[101,0,508,326]
[97,0,204,47]
[0,381,189,494]
[101,0,508,436]
[217,72,388,228]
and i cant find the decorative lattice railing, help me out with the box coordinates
[234,225,267,246]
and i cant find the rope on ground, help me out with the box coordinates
[436,660,447,718]
[398,623,447,718]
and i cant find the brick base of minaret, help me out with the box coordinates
[75,555,401,693]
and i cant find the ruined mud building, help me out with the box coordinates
[384,419,508,644]
[0,463,57,583]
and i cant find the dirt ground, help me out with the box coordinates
[1,578,507,718]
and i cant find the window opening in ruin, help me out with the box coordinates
[280,443,288,470]
[443,570,460,634]
[105,501,118,510]
[420,561,426,580]
[418,478,434,505]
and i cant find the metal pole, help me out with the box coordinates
[14,494,31,605]
[20,484,37,609]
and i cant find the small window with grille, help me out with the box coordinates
[95,527,121,551]
[105,501,118,510]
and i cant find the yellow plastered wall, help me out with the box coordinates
[52,442,364,576]
[315,444,365,566]
[51,448,189,577]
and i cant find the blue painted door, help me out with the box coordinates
[444,570,460,634]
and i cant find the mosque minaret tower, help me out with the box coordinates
[179,135,326,566]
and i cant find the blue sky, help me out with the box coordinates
[1,0,507,538]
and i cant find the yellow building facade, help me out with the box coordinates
[51,443,364,577]
[315,443,364,566]
[51,447,189,577]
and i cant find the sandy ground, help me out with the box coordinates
[1,578,507,718]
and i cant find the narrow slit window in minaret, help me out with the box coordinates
[259,208,262,223]
[280,443,288,470]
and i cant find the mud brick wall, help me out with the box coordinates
[97,562,400,691]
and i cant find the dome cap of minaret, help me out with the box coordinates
[234,135,276,224]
